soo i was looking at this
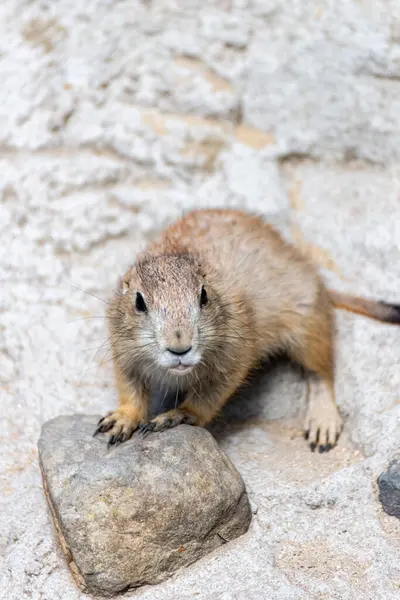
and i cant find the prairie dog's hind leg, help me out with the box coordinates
[288,299,343,453]
[304,375,343,452]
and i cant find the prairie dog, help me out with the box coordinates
[94,209,400,453]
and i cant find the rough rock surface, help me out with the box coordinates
[378,460,400,519]
[38,415,251,596]
[1,1,400,599]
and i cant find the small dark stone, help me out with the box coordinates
[38,415,251,596]
[377,459,400,518]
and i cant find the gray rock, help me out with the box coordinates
[378,460,400,518]
[37,415,251,597]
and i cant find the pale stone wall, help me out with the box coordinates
[1,2,399,599]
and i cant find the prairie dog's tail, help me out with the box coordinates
[329,290,400,324]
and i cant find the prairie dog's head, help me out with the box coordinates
[109,253,221,383]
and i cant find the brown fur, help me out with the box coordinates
[94,209,398,452]
[329,290,400,323]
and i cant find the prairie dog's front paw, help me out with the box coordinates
[139,409,197,437]
[93,407,144,448]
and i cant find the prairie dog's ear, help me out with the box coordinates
[117,275,127,294]
[119,268,134,295]
[122,279,130,295]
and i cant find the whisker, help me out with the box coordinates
[88,332,124,367]
[174,387,179,410]
[69,283,112,307]
[157,373,170,413]
[68,316,108,323]
[187,381,203,405]
[69,283,129,324]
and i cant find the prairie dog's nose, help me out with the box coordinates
[167,345,192,356]
[165,329,193,356]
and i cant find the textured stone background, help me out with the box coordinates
[1,1,400,599]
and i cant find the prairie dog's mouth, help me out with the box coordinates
[169,364,194,375]
[160,348,201,375]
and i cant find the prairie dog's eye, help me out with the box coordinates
[135,292,147,313]
[200,286,208,307]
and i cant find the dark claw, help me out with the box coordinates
[113,432,125,446]
[319,445,327,454]
[139,422,156,438]
[93,420,115,437]
[107,430,129,449]
[315,429,320,444]
[158,418,173,432]
[325,443,333,452]
[310,442,317,452]
[97,412,112,426]
[107,435,118,449]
